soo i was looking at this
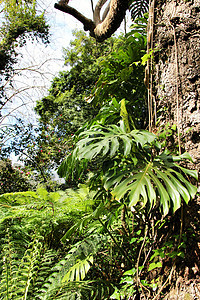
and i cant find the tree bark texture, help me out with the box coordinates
[92,0,129,41]
[153,0,200,172]
[153,2,200,297]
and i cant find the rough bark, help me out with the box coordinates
[92,0,129,41]
[153,1,200,298]
[54,0,129,42]
[153,0,200,172]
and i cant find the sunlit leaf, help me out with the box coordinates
[62,255,93,283]
[148,262,162,271]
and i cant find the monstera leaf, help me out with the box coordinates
[103,152,197,215]
[58,123,197,216]
[76,122,156,160]
[58,122,155,179]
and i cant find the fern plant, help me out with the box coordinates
[0,186,116,299]
[0,186,96,299]
[35,235,107,300]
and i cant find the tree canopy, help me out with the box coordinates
[0,0,49,74]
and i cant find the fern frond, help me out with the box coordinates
[36,235,104,300]
[0,229,41,299]
[130,0,149,21]
[0,229,15,300]
[0,186,95,299]
[10,238,42,299]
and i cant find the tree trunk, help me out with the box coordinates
[153,0,200,170]
[153,0,200,298]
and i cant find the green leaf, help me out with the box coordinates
[61,215,91,242]
[103,153,197,215]
[123,267,137,276]
[110,137,120,157]
[122,135,132,156]
[156,170,181,212]
[148,262,162,271]
[150,249,165,261]
[130,130,156,146]
[170,170,197,200]
[149,173,170,216]
[74,125,156,162]
[166,171,190,204]
[62,255,93,283]
[178,165,198,180]
[172,152,194,162]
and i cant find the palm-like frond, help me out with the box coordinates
[58,122,156,179]
[129,0,149,21]
[77,122,155,159]
[62,254,93,282]
[36,235,104,300]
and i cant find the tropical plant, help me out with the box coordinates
[59,118,197,216]
[56,117,197,298]
[89,19,148,129]
[0,5,198,298]
[129,0,149,21]
[0,185,99,299]
[56,30,198,295]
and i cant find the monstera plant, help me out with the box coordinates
[58,118,197,216]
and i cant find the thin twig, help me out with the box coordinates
[169,21,181,155]
[136,224,148,286]
[152,264,175,300]
[90,0,94,14]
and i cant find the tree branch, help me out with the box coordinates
[54,0,129,42]
[54,3,95,32]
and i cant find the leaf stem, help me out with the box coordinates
[136,224,148,286]
[97,217,132,265]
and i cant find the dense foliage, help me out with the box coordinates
[0,186,97,299]
[34,25,148,176]
[0,159,32,194]
[0,8,198,300]
[1,28,148,187]
[0,0,49,77]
